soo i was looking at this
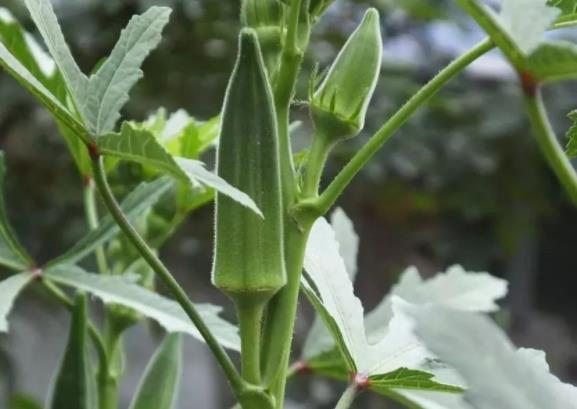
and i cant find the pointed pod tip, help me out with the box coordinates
[362,8,380,26]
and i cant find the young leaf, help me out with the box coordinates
[128,334,182,409]
[46,265,240,351]
[85,7,171,136]
[23,0,88,117]
[0,273,34,332]
[364,265,507,343]
[47,177,173,267]
[97,123,261,215]
[49,294,96,409]
[526,41,577,82]
[402,304,577,409]
[370,368,462,393]
[0,152,34,271]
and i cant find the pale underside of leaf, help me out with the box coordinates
[0,273,34,332]
[46,265,240,351]
[85,7,171,135]
[97,123,262,215]
[401,303,576,409]
[47,177,173,268]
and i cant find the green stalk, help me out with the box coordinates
[305,38,494,217]
[524,88,577,206]
[238,302,265,384]
[83,178,109,274]
[334,384,359,409]
[302,131,335,198]
[89,155,245,397]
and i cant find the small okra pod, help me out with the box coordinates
[212,28,286,306]
[311,8,382,140]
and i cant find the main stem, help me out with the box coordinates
[83,179,109,274]
[90,155,244,396]
[523,88,577,206]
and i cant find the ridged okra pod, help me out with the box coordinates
[213,29,286,310]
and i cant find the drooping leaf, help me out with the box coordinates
[0,273,34,332]
[401,303,577,409]
[302,218,431,378]
[364,265,507,343]
[85,7,171,135]
[526,41,577,82]
[0,152,34,271]
[49,294,96,409]
[46,265,240,351]
[23,0,88,117]
[97,123,261,215]
[47,177,173,268]
[128,334,182,409]
[0,41,89,143]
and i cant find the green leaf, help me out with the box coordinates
[23,0,88,117]
[549,0,577,15]
[369,368,463,393]
[49,294,96,409]
[526,41,577,82]
[401,304,577,409]
[47,177,173,268]
[565,110,577,157]
[46,265,241,351]
[85,7,171,136]
[128,334,182,409]
[8,395,43,409]
[97,123,261,215]
[0,152,34,271]
[0,273,33,332]
[0,40,89,143]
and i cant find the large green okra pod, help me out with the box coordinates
[213,29,286,308]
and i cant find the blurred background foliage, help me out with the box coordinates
[1,0,577,408]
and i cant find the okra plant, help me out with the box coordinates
[1,0,577,408]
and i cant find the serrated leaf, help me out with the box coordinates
[401,303,577,409]
[364,265,507,343]
[128,334,182,409]
[46,265,240,351]
[85,7,171,135]
[23,0,88,117]
[370,368,463,393]
[0,273,34,332]
[0,152,34,271]
[47,177,173,268]
[49,294,96,409]
[97,123,261,216]
[526,41,577,82]
[0,41,88,143]
[303,218,430,377]
[565,110,577,157]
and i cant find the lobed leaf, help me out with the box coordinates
[0,273,34,332]
[47,177,173,268]
[97,123,261,215]
[128,334,182,409]
[0,152,34,271]
[46,265,241,351]
[85,7,171,136]
[370,368,463,393]
[401,303,577,409]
